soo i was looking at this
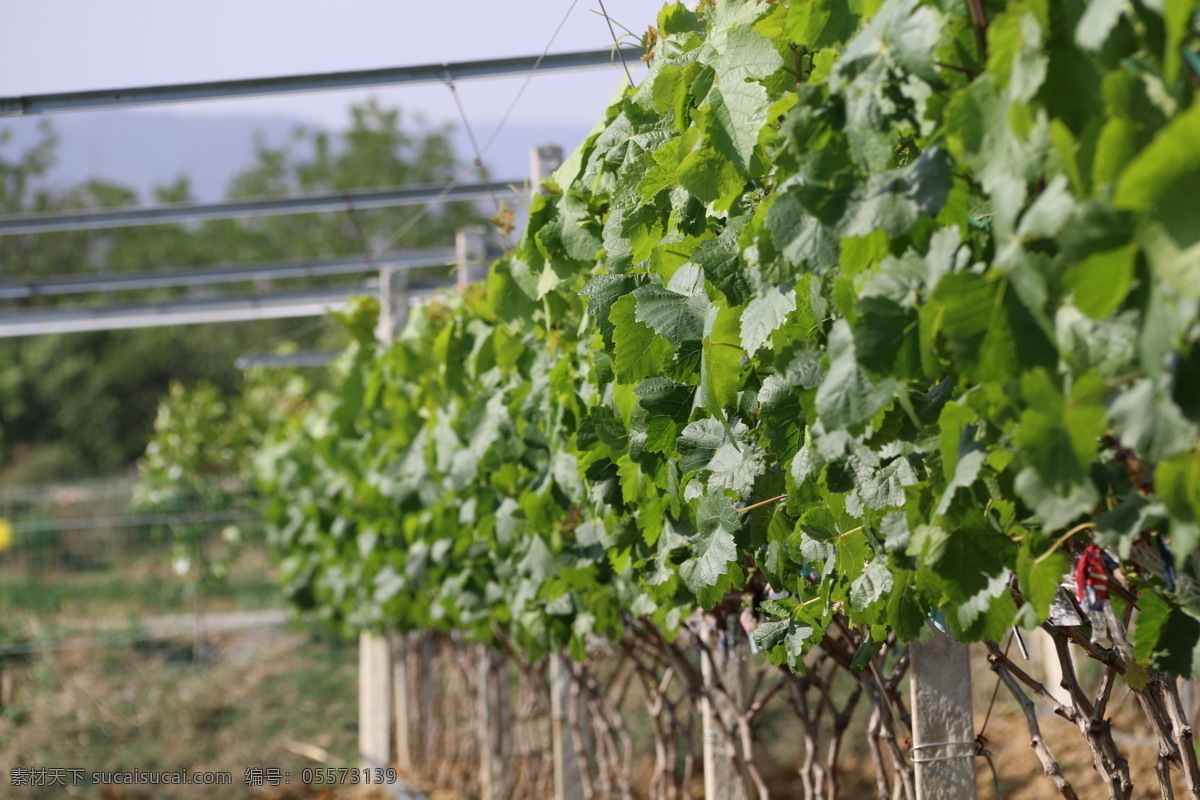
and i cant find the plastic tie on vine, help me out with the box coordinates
[908,740,977,763]
[909,741,1004,800]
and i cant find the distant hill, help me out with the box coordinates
[1,111,594,202]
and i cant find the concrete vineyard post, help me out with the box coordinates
[911,631,977,800]
[418,634,438,766]
[532,143,564,193]
[478,645,509,800]
[392,632,414,773]
[529,142,588,800]
[376,263,410,342]
[1031,627,1069,704]
[701,633,749,800]
[551,654,586,800]
[357,266,409,771]
[456,225,488,290]
[358,631,393,770]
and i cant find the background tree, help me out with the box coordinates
[0,103,480,481]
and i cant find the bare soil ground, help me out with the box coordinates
[1,626,1190,799]
[0,626,401,799]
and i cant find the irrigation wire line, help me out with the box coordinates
[10,508,261,535]
[371,0,583,260]
[982,750,1005,800]
[240,314,334,362]
[907,743,1003,800]
[480,0,582,155]
[974,631,1015,800]
[0,181,513,236]
[908,741,1005,800]
[0,48,643,117]
[978,630,1014,740]
[2,14,605,277]
[597,0,637,88]
[340,199,379,275]
[443,70,502,217]
[366,161,480,260]
[368,6,590,258]
[0,34,628,336]
[441,76,516,252]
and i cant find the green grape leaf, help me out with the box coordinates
[1114,103,1200,299]
[755,618,816,670]
[1108,378,1196,464]
[705,436,766,498]
[487,259,538,324]
[1013,370,1106,530]
[679,495,742,604]
[840,147,954,238]
[639,128,698,200]
[694,216,752,306]
[581,273,647,348]
[850,560,893,612]
[854,451,918,511]
[612,293,672,384]
[1133,592,1200,678]
[636,377,695,421]
[634,265,711,347]
[786,0,860,49]
[887,575,924,641]
[702,301,750,414]
[926,271,1055,384]
[934,425,986,518]
[1114,102,1200,213]
[757,375,805,465]
[1016,538,1070,621]
[1064,244,1136,320]
[835,0,939,84]
[741,288,797,356]
[816,321,893,432]
[708,22,784,169]
[854,296,921,379]
[1161,452,1200,519]
[1074,0,1125,51]
[677,134,748,212]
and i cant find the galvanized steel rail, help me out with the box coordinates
[0,182,515,235]
[0,249,456,299]
[0,47,641,117]
[0,280,452,337]
[234,351,343,369]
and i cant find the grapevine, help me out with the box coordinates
[253,0,1200,683]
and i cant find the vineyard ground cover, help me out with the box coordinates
[0,627,400,800]
[2,635,1184,800]
[0,551,281,626]
[0,476,282,634]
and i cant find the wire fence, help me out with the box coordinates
[0,475,280,644]
[0,476,392,800]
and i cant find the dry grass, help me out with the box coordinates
[2,631,1194,799]
[0,626,391,800]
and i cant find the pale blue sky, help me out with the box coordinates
[0,1,655,130]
